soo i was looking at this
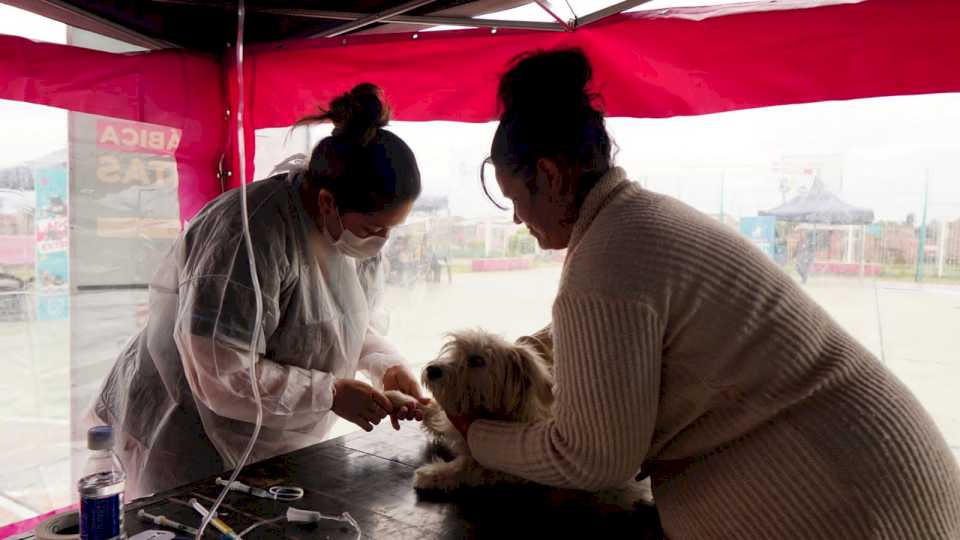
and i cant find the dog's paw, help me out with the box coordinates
[384,390,422,414]
[420,403,454,436]
[414,463,462,492]
[420,401,445,424]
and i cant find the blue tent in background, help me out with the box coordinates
[761,178,874,281]
[761,179,874,225]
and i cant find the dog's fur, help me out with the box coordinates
[410,329,555,491]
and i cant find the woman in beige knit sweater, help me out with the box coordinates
[456,49,960,538]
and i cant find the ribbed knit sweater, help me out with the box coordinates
[468,168,960,539]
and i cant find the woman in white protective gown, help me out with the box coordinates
[89,83,430,498]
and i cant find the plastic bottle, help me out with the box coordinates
[78,426,126,540]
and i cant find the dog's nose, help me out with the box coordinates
[426,365,443,380]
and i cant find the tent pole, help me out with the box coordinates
[846,224,854,264]
[4,0,177,48]
[534,1,574,31]
[859,224,866,281]
[937,219,947,278]
[576,0,656,27]
[316,0,440,37]
[256,8,565,32]
[915,172,930,283]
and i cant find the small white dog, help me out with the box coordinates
[407,329,555,491]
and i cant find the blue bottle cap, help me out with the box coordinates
[87,425,114,451]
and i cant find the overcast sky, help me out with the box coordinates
[3,0,958,223]
[257,91,960,223]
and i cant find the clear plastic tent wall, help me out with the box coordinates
[0,21,225,528]
[2,0,960,528]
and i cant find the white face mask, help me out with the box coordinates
[324,206,387,259]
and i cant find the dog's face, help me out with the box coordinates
[422,329,553,421]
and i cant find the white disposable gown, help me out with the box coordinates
[88,171,403,498]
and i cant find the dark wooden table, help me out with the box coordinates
[124,423,662,539]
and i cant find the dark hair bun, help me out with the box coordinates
[488,47,612,209]
[498,48,594,115]
[328,83,390,144]
[294,83,390,146]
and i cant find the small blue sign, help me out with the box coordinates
[740,216,777,259]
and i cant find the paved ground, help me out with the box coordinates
[1,266,958,525]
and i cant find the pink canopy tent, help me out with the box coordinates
[1,0,960,533]
[1,0,959,222]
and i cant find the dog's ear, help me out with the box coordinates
[511,344,554,407]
